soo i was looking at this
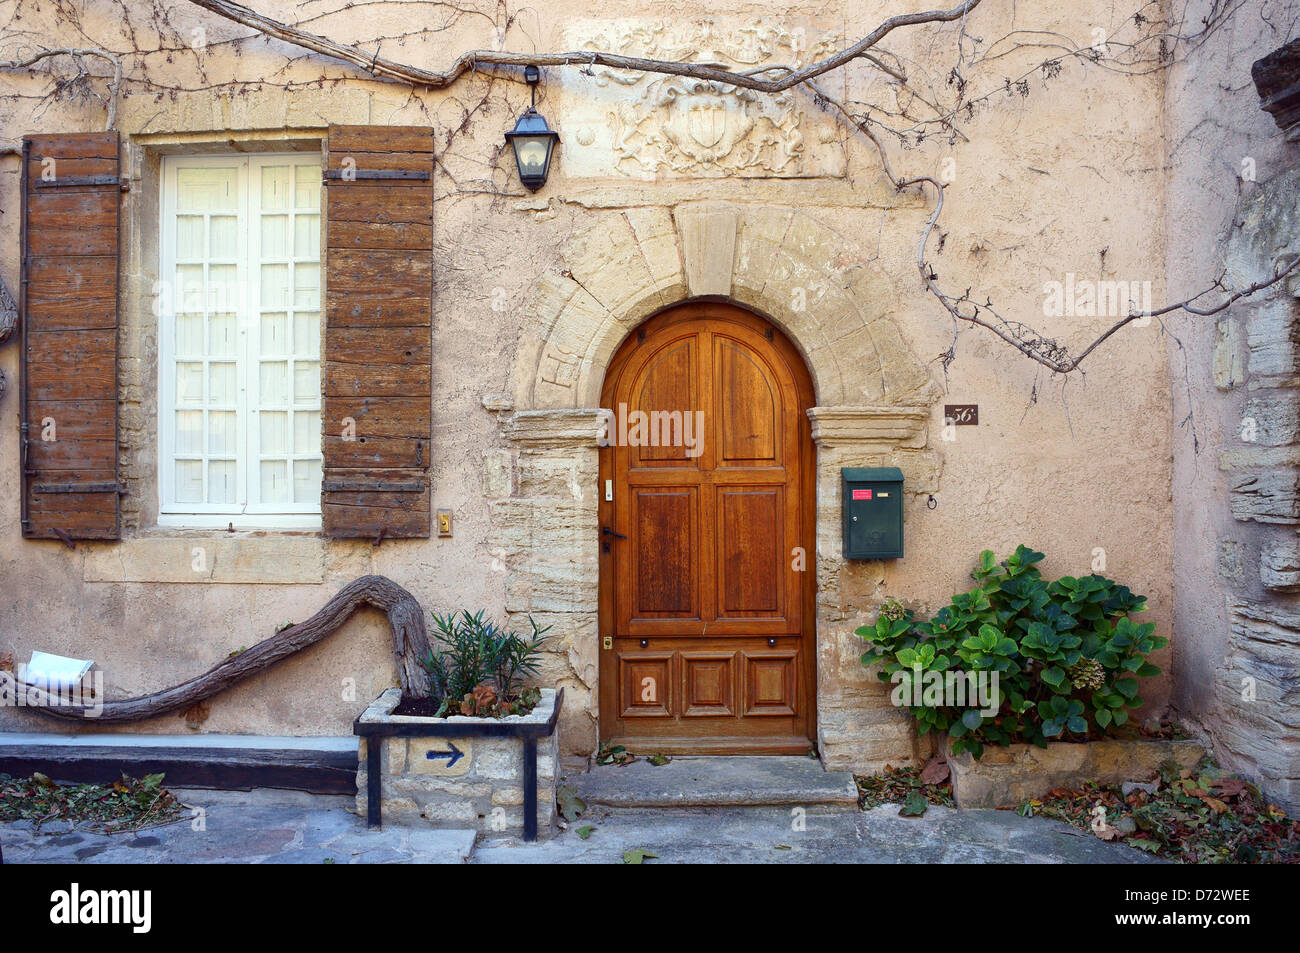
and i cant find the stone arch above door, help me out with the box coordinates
[512,203,938,412]
[497,203,943,771]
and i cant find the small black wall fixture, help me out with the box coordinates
[505,64,560,191]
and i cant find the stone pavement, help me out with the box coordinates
[0,790,475,865]
[0,787,1160,864]
[474,804,1162,864]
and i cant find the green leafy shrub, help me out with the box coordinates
[420,610,549,716]
[857,545,1167,758]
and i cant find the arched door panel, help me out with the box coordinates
[598,303,816,754]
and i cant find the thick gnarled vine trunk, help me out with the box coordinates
[25,575,432,722]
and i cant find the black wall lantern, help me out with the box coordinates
[505,65,560,191]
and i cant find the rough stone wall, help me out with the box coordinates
[493,410,603,762]
[949,739,1206,809]
[0,2,1173,774]
[1211,178,1300,809]
[1164,0,1300,813]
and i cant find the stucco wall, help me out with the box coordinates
[0,0,1176,768]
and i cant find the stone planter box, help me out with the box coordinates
[947,737,1205,809]
[354,687,562,840]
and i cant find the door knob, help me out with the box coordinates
[602,526,627,540]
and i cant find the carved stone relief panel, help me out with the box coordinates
[559,20,847,179]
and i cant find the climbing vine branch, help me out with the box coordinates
[181,0,983,91]
[833,74,1300,375]
[1,46,123,129]
[0,0,1291,381]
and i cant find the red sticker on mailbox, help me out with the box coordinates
[852,489,873,500]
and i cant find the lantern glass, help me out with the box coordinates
[514,136,550,176]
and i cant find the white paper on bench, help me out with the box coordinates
[24,651,94,689]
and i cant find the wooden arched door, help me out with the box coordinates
[597,302,816,754]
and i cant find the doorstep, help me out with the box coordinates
[0,732,358,795]
[570,756,858,813]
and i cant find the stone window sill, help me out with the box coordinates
[82,536,327,585]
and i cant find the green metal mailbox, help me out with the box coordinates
[841,467,904,559]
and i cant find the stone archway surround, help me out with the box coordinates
[489,203,943,772]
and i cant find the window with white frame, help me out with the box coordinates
[158,154,323,528]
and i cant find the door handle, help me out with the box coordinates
[601,526,627,540]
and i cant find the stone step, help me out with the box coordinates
[569,756,859,812]
[0,732,358,794]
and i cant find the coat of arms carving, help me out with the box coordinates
[562,21,846,179]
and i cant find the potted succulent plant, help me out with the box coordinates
[355,611,562,839]
[857,545,1202,808]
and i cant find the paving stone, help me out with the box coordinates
[45,833,86,846]
[405,828,479,863]
[300,811,364,847]
[347,847,408,864]
[262,848,349,865]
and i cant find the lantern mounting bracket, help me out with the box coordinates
[504,65,560,192]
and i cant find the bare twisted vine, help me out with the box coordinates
[0,47,123,129]
[182,0,983,91]
[814,75,1300,375]
[19,575,432,722]
[176,0,1291,379]
[2,0,1289,382]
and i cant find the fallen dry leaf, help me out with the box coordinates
[1201,796,1230,815]
[1211,777,1246,798]
[919,757,950,785]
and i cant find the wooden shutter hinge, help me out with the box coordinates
[321,479,426,493]
[323,169,430,183]
[33,174,125,190]
[31,481,127,495]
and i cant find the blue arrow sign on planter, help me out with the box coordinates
[426,741,464,769]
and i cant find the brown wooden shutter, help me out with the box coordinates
[322,126,433,539]
[20,131,121,542]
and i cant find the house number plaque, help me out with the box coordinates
[944,404,979,425]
